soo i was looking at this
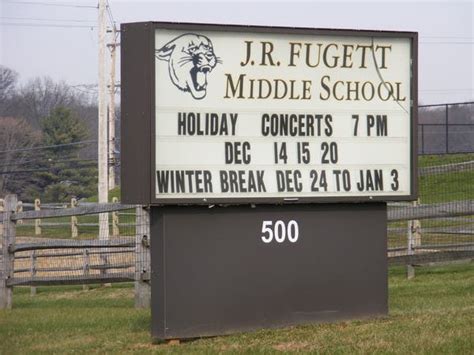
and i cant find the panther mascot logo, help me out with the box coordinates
[156,33,221,100]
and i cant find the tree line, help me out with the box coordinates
[0,65,112,202]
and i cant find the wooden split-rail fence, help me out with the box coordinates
[0,194,150,310]
[1,193,474,309]
[13,197,128,238]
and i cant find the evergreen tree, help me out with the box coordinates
[0,118,40,198]
[27,106,97,202]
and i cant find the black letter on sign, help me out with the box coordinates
[390,169,399,191]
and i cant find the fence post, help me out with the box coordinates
[135,206,151,308]
[0,199,3,305]
[112,197,119,237]
[420,124,424,155]
[34,198,41,236]
[0,199,3,238]
[412,199,421,249]
[0,194,17,309]
[71,198,78,238]
[16,201,23,225]
[407,200,421,279]
[83,249,90,291]
[30,250,37,296]
[445,104,449,154]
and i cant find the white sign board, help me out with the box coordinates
[153,26,416,202]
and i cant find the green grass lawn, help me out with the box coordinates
[419,170,474,204]
[0,263,473,354]
[418,153,474,204]
[418,153,474,168]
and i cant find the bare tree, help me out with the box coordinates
[0,117,41,195]
[15,77,88,128]
[0,66,19,116]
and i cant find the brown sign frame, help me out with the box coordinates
[121,21,418,205]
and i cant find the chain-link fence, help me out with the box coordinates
[419,102,474,154]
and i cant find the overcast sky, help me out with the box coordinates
[1,0,473,105]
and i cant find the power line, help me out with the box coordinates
[70,86,98,95]
[0,164,97,175]
[71,83,99,88]
[422,93,474,96]
[0,16,96,23]
[0,22,96,29]
[420,89,474,92]
[420,41,474,44]
[0,159,100,175]
[0,140,97,155]
[0,158,45,169]
[421,36,474,39]
[4,1,97,9]
[0,168,50,175]
[106,0,117,31]
[0,147,101,164]
[0,157,99,169]
[0,157,56,168]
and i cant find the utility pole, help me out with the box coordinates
[108,26,117,190]
[98,0,109,240]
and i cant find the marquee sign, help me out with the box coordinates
[121,22,417,205]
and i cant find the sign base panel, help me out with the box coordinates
[151,203,387,340]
